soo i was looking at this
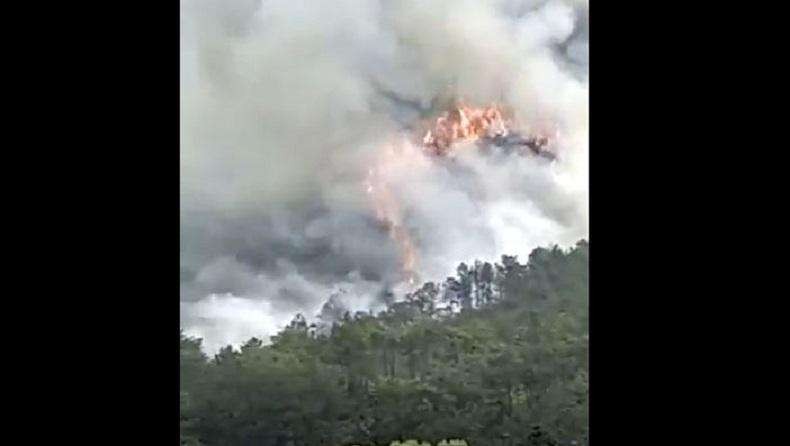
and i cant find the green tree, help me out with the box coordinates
[179,240,589,446]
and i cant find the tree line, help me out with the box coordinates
[181,240,588,446]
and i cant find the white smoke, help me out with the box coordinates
[180,0,588,353]
[181,259,385,354]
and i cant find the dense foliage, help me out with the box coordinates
[180,240,588,446]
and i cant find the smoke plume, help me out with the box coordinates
[180,0,588,354]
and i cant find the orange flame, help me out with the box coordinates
[421,102,510,156]
[365,100,547,286]
[365,153,420,284]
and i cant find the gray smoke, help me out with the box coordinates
[180,0,588,354]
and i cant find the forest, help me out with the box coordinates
[180,240,588,446]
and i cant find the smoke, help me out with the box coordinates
[180,0,588,353]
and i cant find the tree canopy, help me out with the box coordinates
[180,240,588,446]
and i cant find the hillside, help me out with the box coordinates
[180,240,588,446]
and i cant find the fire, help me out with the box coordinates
[421,102,509,156]
[364,146,421,284]
[365,100,553,285]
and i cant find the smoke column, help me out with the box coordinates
[180,0,588,354]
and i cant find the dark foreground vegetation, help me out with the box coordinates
[181,241,588,446]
